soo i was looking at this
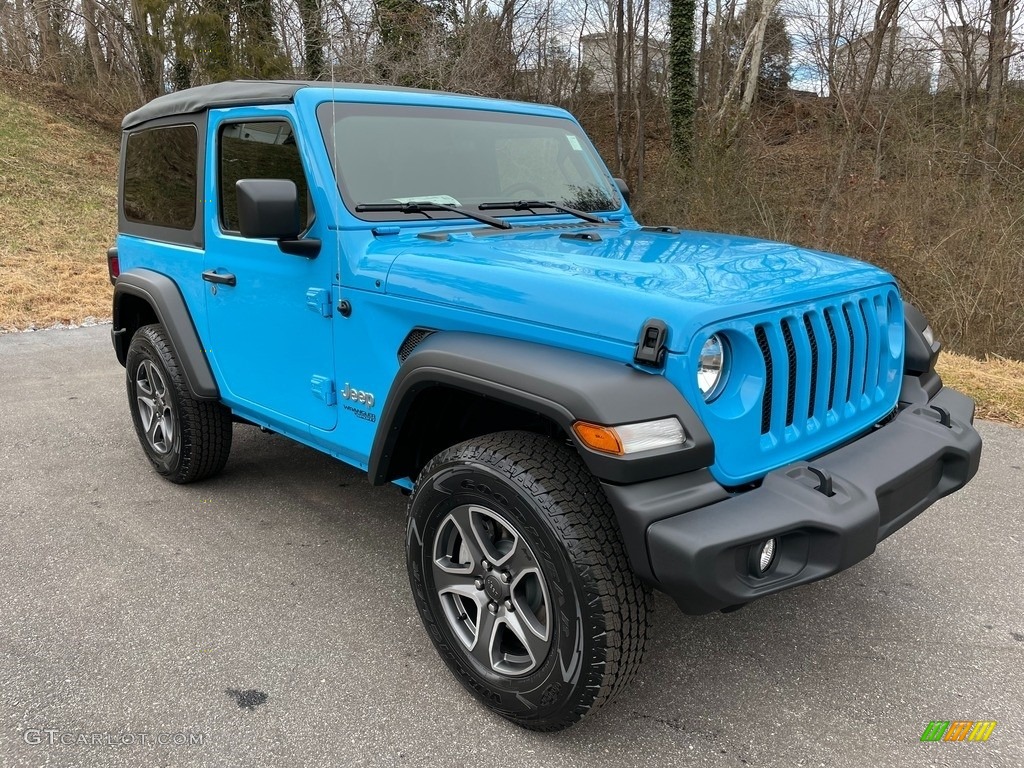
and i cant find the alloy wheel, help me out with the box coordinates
[431,504,552,677]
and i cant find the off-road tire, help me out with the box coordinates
[406,430,650,731]
[126,324,232,483]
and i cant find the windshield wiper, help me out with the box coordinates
[477,200,604,224]
[355,202,511,230]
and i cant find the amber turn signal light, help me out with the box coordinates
[572,422,625,455]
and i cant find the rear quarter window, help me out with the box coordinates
[123,125,198,230]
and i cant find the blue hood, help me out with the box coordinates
[383,226,896,351]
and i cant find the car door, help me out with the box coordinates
[202,109,337,431]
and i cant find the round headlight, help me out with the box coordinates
[697,334,728,401]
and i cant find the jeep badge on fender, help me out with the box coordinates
[342,383,374,408]
[109,80,982,731]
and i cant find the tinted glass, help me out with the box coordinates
[219,121,312,231]
[317,104,619,218]
[123,125,198,230]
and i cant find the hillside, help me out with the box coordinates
[0,74,1020,425]
[0,73,119,330]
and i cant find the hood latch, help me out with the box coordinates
[634,319,668,368]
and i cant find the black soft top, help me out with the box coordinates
[121,79,454,130]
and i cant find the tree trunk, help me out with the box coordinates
[707,0,723,104]
[697,0,709,106]
[816,0,901,241]
[740,0,778,112]
[636,0,651,195]
[204,0,233,82]
[669,0,696,161]
[129,0,162,100]
[300,0,326,79]
[5,0,31,71]
[82,0,109,86]
[31,0,59,78]
[614,0,626,176]
[713,9,760,121]
[982,0,1012,182]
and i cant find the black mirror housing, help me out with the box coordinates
[236,179,301,240]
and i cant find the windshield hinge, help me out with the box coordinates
[634,319,668,368]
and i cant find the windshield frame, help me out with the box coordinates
[315,101,622,224]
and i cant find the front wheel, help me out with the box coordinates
[406,431,650,731]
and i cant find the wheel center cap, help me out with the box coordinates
[483,575,505,602]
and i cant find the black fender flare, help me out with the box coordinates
[900,302,942,404]
[368,332,714,485]
[112,269,219,400]
[903,302,940,376]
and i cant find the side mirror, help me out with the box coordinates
[235,179,321,257]
[614,177,631,206]
[236,179,301,239]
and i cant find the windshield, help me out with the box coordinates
[316,103,620,221]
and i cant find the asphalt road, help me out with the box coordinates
[1,325,1022,768]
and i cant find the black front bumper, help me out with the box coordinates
[603,385,983,615]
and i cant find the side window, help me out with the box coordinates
[219,121,313,232]
[123,125,198,230]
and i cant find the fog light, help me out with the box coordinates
[752,538,777,575]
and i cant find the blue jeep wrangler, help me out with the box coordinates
[110,80,982,731]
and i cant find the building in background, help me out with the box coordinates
[579,33,668,93]
[937,25,989,94]
[936,25,1015,95]
[833,27,932,95]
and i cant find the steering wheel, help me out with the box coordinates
[501,182,546,200]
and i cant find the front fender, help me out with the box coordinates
[369,332,714,485]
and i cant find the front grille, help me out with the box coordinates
[702,285,902,486]
[753,291,898,438]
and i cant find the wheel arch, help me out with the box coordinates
[113,269,219,400]
[369,332,714,486]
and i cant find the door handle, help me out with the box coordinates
[202,270,236,286]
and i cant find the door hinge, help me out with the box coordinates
[634,318,669,368]
[310,375,337,405]
[306,287,332,318]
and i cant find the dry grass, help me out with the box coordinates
[0,87,118,331]
[936,352,1024,427]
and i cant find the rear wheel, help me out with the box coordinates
[126,324,232,483]
[406,431,650,731]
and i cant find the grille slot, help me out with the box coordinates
[860,298,878,395]
[398,329,435,362]
[755,325,773,434]
[841,303,857,405]
[803,313,819,421]
[824,309,839,410]
[781,319,798,427]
